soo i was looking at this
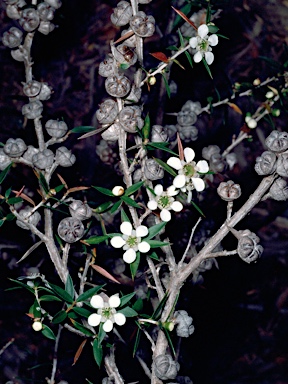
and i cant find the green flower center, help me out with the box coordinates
[199,39,209,52]
[157,195,172,209]
[183,164,195,177]
[126,235,138,247]
[102,308,112,318]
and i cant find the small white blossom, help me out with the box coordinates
[147,184,183,222]
[87,294,126,333]
[189,24,218,65]
[110,221,151,263]
[167,147,209,202]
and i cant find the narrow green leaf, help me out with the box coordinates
[120,292,136,307]
[70,319,95,337]
[42,325,56,340]
[109,199,122,214]
[146,142,178,156]
[120,63,130,70]
[163,327,176,357]
[130,251,140,280]
[49,283,74,304]
[0,219,4,227]
[173,3,192,29]
[40,295,62,302]
[94,201,113,213]
[5,187,12,199]
[153,158,177,177]
[146,222,167,240]
[185,50,193,69]
[8,278,34,293]
[133,326,141,357]
[149,252,160,261]
[72,307,91,318]
[161,74,171,98]
[76,285,104,303]
[190,200,205,217]
[84,235,110,245]
[93,339,103,367]
[97,323,106,346]
[92,186,114,197]
[166,45,179,51]
[121,209,130,223]
[29,300,41,318]
[7,197,23,205]
[0,163,12,185]
[70,126,95,134]
[124,181,144,196]
[151,291,169,320]
[120,195,141,208]
[177,28,184,47]
[52,310,67,324]
[142,114,150,140]
[86,379,94,384]
[65,274,75,299]
[39,172,49,194]
[54,184,65,193]
[206,1,211,24]
[132,298,143,312]
[146,240,170,248]
[208,25,219,34]
[5,213,15,221]
[202,58,213,79]
[118,306,138,317]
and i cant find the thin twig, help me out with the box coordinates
[179,217,202,268]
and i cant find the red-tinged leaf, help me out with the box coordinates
[12,191,35,206]
[26,313,35,319]
[73,339,87,366]
[228,102,243,115]
[177,133,184,161]
[114,30,135,44]
[171,6,197,30]
[13,185,25,197]
[57,173,68,189]
[67,186,90,194]
[150,52,169,63]
[91,264,121,284]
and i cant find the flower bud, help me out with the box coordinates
[148,76,156,85]
[32,320,43,332]
[112,186,125,196]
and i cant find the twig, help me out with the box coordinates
[48,325,63,384]
[0,338,15,356]
[179,217,202,268]
[104,347,125,384]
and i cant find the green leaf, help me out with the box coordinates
[70,126,95,134]
[173,3,192,29]
[206,1,211,24]
[76,285,103,303]
[49,283,74,304]
[70,319,95,337]
[120,63,130,70]
[54,184,65,193]
[124,181,144,196]
[94,201,113,213]
[93,339,103,367]
[52,310,67,324]
[208,25,219,34]
[8,278,34,293]
[0,219,4,227]
[29,300,41,318]
[185,50,194,69]
[132,298,143,312]
[39,295,62,302]
[166,45,179,51]
[41,325,56,340]
[146,240,170,248]
[142,114,150,140]
[109,199,122,214]
[177,28,184,48]
[120,292,136,307]
[0,163,12,185]
[149,251,160,261]
[5,213,15,221]
[153,157,177,177]
[7,197,23,205]
[130,251,140,280]
[202,58,213,79]
[121,209,130,223]
[146,142,178,156]
[146,222,167,240]
[163,327,176,357]
[133,326,141,357]
[120,195,141,208]
[86,379,94,384]
[39,172,49,194]
[151,291,169,321]
[84,235,110,245]
[97,323,106,346]
[118,306,138,317]
[161,73,171,98]
[5,187,12,199]
[65,274,75,299]
[72,306,91,318]
[92,186,114,197]
[191,200,205,217]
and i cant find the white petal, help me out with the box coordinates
[193,51,203,63]
[103,319,113,333]
[173,174,186,188]
[111,236,126,249]
[160,209,171,222]
[87,313,101,327]
[90,295,104,309]
[196,160,209,173]
[123,248,136,264]
[147,200,157,210]
[114,312,126,326]
[120,221,133,235]
[154,184,163,196]
[184,147,195,163]
[138,241,150,253]
[136,225,149,237]
[187,190,192,203]
[167,157,182,170]
[208,34,218,46]
[167,185,178,196]
[189,36,197,49]
[109,294,121,308]
[204,51,214,65]
[198,24,209,38]
[171,201,183,212]
[192,177,205,191]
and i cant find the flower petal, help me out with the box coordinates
[154,184,163,196]
[167,157,182,170]
[167,185,178,196]
[120,221,133,235]
[114,312,126,326]
[123,248,136,264]
[189,36,197,49]
[208,34,218,46]
[138,241,150,253]
[196,160,209,173]
[184,147,195,163]
[110,236,126,249]
[87,313,101,327]
[90,295,104,309]
[192,177,205,191]
[204,51,214,65]
[103,319,113,332]
[198,24,209,38]
[147,200,157,210]
[193,51,203,63]
[160,209,171,222]
[109,294,121,308]
[173,174,186,188]
[171,201,183,212]
[136,225,149,238]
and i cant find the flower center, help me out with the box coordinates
[157,195,173,209]
[183,163,195,177]
[126,235,138,247]
[198,39,209,52]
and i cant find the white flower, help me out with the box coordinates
[110,222,151,264]
[189,24,218,65]
[87,294,126,333]
[147,184,183,222]
[167,147,209,202]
